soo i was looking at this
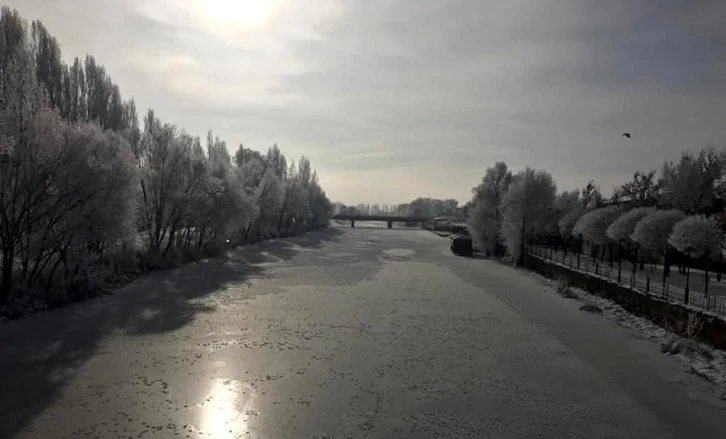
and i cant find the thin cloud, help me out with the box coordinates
[333,152,403,163]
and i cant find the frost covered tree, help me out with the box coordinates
[544,190,580,237]
[499,168,556,265]
[606,207,655,271]
[572,206,623,263]
[468,202,499,255]
[203,134,256,247]
[558,205,584,239]
[137,111,191,255]
[631,209,686,281]
[308,172,333,229]
[233,146,330,241]
[668,215,723,296]
[556,181,602,240]
[0,20,41,297]
[251,169,284,238]
[581,180,605,209]
[606,208,655,244]
[573,206,622,247]
[468,162,513,255]
[659,149,726,214]
[0,26,138,300]
[668,215,723,260]
[0,6,332,310]
[613,170,660,207]
[407,197,459,218]
[43,123,138,296]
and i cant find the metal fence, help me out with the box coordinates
[527,245,726,318]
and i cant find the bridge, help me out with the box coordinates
[330,214,432,229]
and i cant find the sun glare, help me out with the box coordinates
[201,378,255,438]
[193,0,281,31]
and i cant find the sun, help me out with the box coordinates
[192,0,281,31]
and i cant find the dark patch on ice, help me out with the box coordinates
[580,304,603,314]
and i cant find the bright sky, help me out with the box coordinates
[8,0,726,206]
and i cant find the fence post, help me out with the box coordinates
[577,252,581,270]
[646,277,650,293]
[705,271,709,297]
[704,278,711,310]
[617,260,622,284]
[595,263,599,276]
[684,284,689,305]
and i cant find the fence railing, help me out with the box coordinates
[527,245,726,318]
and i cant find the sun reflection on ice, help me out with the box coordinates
[201,378,256,438]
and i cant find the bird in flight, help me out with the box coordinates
[622,133,631,138]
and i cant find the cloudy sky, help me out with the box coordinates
[8,0,726,205]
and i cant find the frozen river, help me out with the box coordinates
[1,228,725,438]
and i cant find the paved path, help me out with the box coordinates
[1,228,725,438]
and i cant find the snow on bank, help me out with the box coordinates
[537,275,726,396]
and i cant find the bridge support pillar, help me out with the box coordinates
[387,220,393,229]
[351,220,355,228]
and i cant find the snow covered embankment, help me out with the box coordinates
[547,277,726,398]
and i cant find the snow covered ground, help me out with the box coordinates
[536,275,726,397]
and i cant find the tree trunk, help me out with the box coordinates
[45,254,64,294]
[197,227,206,249]
[28,250,53,289]
[705,263,710,297]
[517,216,526,266]
[634,245,643,271]
[140,179,154,244]
[20,235,30,282]
[662,248,669,283]
[1,246,14,302]
[608,244,613,267]
[277,214,285,234]
[162,227,175,257]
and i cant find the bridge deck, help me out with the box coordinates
[331,215,431,222]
